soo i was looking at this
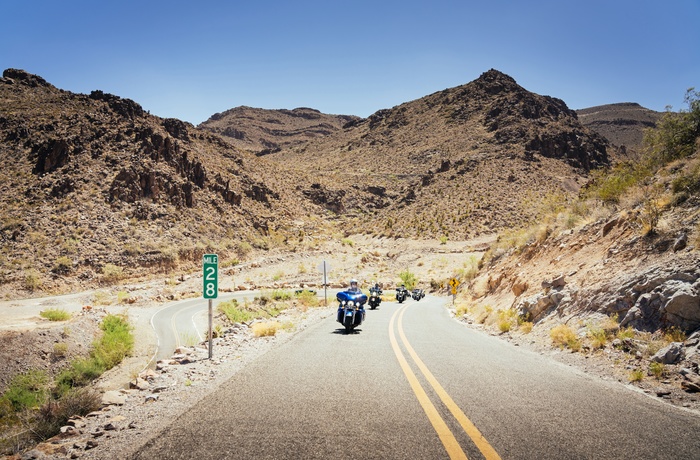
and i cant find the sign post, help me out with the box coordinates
[449,278,460,306]
[318,261,330,306]
[203,254,218,359]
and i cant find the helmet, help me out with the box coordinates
[350,279,358,286]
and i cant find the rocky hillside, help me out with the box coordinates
[577,103,661,158]
[0,68,614,298]
[266,69,610,239]
[0,69,331,298]
[199,106,359,156]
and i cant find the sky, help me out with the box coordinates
[2,0,699,125]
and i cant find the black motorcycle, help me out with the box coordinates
[396,286,409,303]
[411,288,425,301]
[368,286,382,309]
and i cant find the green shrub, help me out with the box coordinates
[92,314,133,370]
[398,269,417,290]
[294,290,320,307]
[2,370,49,412]
[649,362,665,379]
[40,308,71,322]
[218,299,254,323]
[55,314,133,393]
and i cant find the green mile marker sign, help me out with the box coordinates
[203,254,218,299]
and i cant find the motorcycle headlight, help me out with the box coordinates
[347,300,355,307]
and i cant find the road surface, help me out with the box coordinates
[134,295,700,459]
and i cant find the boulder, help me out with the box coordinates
[651,342,685,364]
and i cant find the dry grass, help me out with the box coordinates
[550,324,581,351]
[252,321,280,337]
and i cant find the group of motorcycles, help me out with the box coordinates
[336,284,426,333]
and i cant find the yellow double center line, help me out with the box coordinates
[389,305,501,460]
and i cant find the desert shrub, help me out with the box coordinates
[23,269,42,292]
[40,308,70,322]
[629,369,645,382]
[664,326,687,343]
[269,289,292,301]
[294,290,320,307]
[252,321,280,337]
[649,362,665,379]
[52,256,73,274]
[454,302,470,317]
[616,327,636,340]
[32,388,101,442]
[398,269,417,290]
[55,314,133,393]
[439,235,448,245]
[671,162,700,197]
[2,370,49,412]
[518,321,534,334]
[235,241,253,258]
[497,309,517,333]
[252,238,269,250]
[92,314,133,369]
[52,343,68,358]
[101,263,124,283]
[588,327,608,350]
[219,301,249,322]
[550,324,581,351]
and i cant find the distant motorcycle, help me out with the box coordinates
[411,288,425,301]
[395,286,409,303]
[368,286,382,310]
[336,291,367,332]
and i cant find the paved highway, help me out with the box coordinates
[135,295,700,459]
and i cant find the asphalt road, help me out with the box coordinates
[150,291,263,362]
[135,295,700,459]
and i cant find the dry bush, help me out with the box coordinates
[252,321,280,337]
[550,324,581,351]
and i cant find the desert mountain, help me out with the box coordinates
[199,106,359,156]
[0,69,331,296]
[263,69,611,239]
[576,102,661,157]
[2,68,612,297]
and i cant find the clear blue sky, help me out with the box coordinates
[2,0,698,125]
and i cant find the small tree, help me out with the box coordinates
[644,88,700,166]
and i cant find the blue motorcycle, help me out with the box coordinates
[336,291,367,332]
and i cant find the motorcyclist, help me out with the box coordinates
[347,279,362,294]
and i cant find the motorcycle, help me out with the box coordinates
[395,286,409,303]
[368,286,382,309]
[411,288,425,301]
[336,290,367,332]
